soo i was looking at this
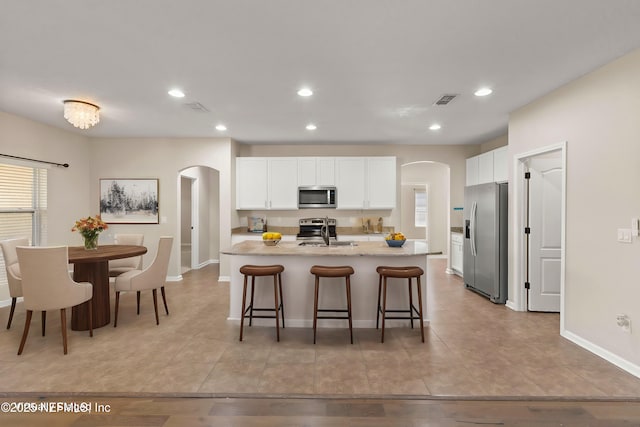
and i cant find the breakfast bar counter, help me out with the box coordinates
[222,241,433,329]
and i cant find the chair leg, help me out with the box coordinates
[408,278,414,329]
[17,310,32,355]
[273,274,280,342]
[416,276,425,343]
[114,291,120,328]
[88,299,93,338]
[278,273,285,328]
[161,286,169,315]
[313,275,319,344]
[60,308,68,355]
[152,289,159,325]
[346,276,353,345]
[249,276,255,326]
[376,274,382,329]
[41,311,46,336]
[381,277,388,343]
[239,274,248,341]
[6,297,16,329]
[136,291,141,315]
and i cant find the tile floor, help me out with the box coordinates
[1,258,639,398]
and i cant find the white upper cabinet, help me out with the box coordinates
[492,146,508,182]
[466,146,508,186]
[297,157,335,186]
[236,157,298,210]
[335,156,396,209]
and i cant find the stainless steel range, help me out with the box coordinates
[296,218,337,242]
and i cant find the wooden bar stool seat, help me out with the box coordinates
[376,265,425,343]
[310,265,354,344]
[239,264,285,342]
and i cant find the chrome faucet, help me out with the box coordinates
[320,216,330,246]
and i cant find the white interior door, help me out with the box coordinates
[527,155,562,312]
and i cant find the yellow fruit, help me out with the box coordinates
[273,232,282,239]
[263,232,275,240]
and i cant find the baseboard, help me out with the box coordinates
[562,329,640,379]
[195,259,218,270]
[167,275,183,282]
[505,300,520,312]
[218,276,230,283]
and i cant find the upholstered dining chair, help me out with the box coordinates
[15,246,93,355]
[114,236,173,327]
[0,237,40,331]
[108,233,144,277]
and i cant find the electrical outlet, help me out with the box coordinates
[616,314,632,333]
[617,228,632,243]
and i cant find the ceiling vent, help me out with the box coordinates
[184,102,210,112]
[433,94,458,106]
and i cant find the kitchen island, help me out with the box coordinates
[221,240,433,329]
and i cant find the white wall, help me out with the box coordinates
[0,112,92,300]
[509,48,640,371]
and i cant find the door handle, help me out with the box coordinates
[470,201,477,256]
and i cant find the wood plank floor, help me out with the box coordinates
[1,258,640,425]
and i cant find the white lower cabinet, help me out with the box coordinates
[451,232,463,276]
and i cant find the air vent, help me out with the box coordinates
[183,102,210,112]
[433,94,458,106]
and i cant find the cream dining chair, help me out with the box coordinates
[114,236,173,327]
[108,233,144,277]
[15,246,93,355]
[0,237,48,332]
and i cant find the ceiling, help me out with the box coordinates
[1,1,640,146]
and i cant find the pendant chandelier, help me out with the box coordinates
[63,100,100,129]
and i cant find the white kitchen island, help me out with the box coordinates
[221,240,434,328]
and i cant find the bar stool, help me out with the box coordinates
[376,266,425,343]
[239,264,285,342]
[310,265,354,344]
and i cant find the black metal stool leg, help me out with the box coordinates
[273,273,280,342]
[381,276,388,343]
[249,276,255,326]
[313,275,319,344]
[278,273,285,328]
[346,276,353,344]
[376,273,382,329]
[239,274,248,341]
[416,276,425,343]
[408,277,414,329]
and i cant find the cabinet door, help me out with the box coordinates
[451,233,463,273]
[367,157,396,209]
[335,157,366,209]
[297,158,317,186]
[478,152,494,184]
[268,158,298,209]
[492,146,508,182]
[466,156,479,186]
[316,157,335,185]
[236,158,268,209]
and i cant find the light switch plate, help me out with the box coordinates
[632,218,639,237]
[618,228,632,243]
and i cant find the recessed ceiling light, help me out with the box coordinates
[306,123,317,130]
[168,89,185,98]
[297,88,313,97]
[474,87,493,97]
[215,124,227,131]
[429,124,442,131]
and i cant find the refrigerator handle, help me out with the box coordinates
[470,201,477,256]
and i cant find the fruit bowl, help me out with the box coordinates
[386,239,406,247]
[262,239,280,246]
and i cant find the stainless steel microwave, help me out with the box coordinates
[298,186,337,208]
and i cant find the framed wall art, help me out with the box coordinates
[99,178,159,224]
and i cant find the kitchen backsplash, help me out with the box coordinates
[236,214,395,234]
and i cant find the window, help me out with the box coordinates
[414,189,427,227]
[0,162,47,289]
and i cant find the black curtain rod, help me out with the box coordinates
[0,153,69,168]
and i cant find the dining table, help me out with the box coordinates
[68,244,147,331]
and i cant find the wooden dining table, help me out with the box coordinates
[68,244,147,331]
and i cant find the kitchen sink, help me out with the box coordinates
[297,241,358,247]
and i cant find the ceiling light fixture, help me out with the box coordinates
[63,100,100,129]
[168,89,185,98]
[429,124,442,131]
[474,87,493,97]
[215,124,227,131]
[297,88,313,97]
[306,124,317,130]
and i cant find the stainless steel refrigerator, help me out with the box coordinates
[463,182,508,303]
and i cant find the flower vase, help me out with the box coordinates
[83,234,99,250]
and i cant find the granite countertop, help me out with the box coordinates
[451,227,463,234]
[222,240,436,257]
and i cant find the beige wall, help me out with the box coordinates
[480,134,508,153]
[509,48,640,370]
[400,162,449,254]
[0,112,92,300]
